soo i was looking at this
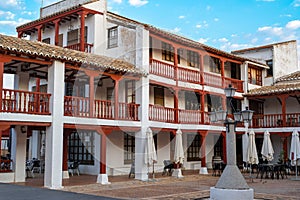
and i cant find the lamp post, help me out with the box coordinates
[209,85,254,200]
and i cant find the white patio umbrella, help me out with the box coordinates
[289,129,300,180]
[144,127,157,179]
[174,129,184,164]
[247,130,258,181]
[242,132,249,163]
[261,130,274,162]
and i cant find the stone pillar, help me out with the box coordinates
[44,60,65,189]
[210,119,253,200]
[11,126,27,182]
[134,26,150,181]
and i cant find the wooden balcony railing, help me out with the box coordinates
[150,59,175,79]
[178,109,202,124]
[149,104,175,123]
[94,100,114,119]
[118,103,140,121]
[64,43,93,53]
[64,96,90,117]
[149,59,244,92]
[203,72,223,88]
[177,67,201,84]
[0,159,12,173]
[224,77,243,92]
[0,89,51,115]
[65,97,140,121]
[251,113,300,128]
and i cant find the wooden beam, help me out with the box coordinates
[1,54,52,66]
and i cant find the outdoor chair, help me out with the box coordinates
[128,161,135,178]
[68,161,80,176]
[162,160,174,176]
[212,156,224,176]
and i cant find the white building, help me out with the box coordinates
[0,0,298,189]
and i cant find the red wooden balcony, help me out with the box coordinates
[64,97,140,121]
[178,109,202,124]
[177,67,201,84]
[224,77,243,92]
[251,113,300,128]
[149,104,175,123]
[64,43,93,53]
[203,72,222,88]
[0,89,51,115]
[150,59,175,79]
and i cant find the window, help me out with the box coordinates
[162,42,174,62]
[187,134,201,161]
[185,91,200,110]
[205,56,221,73]
[214,135,223,158]
[125,80,136,103]
[177,49,183,64]
[124,133,135,164]
[266,60,273,77]
[68,131,95,165]
[108,26,118,48]
[67,27,87,46]
[154,87,164,106]
[187,50,200,68]
[248,66,262,86]
[107,87,114,101]
[206,94,222,112]
[249,100,263,115]
[58,34,63,47]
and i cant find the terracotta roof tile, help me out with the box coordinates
[276,70,300,83]
[0,34,145,76]
[245,83,300,97]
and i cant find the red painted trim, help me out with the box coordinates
[89,75,95,117]
[0,54,51,65]
[0,62,3,111]
[100,134,106,174]
[54,19,60,46]
[17,7,102,33]
[79,11,87,52]
[174,89,179,123]
[37,25,43,41]
[199,131,208,167]
[0,121,51,127]
[221,132,227,163]
[114,80,119,120]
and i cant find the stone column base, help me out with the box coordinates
[172,169,184,178]
[199,167,208,174]
[97,174,111,184]
[62,171,69,179]
[210,187,254,200]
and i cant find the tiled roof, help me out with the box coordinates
[107,12,267,67]
[0,34,145,76]
[276,70,300,83]
[245,71,300,97]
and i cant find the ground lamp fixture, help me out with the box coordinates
[209,84,255,200]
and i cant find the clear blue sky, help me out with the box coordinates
[0,0,299,63]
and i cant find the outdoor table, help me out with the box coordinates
[257,163,274,179]
[273,164,287,179]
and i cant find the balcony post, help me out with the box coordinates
[111,75,122,120]
[174,89,179,123]
[279,95,288,126]
[199,131,208,174]
[85,70,98,118]
[173,46,178,82]
[220,58,226,88]
[79,11,87,52]
[62,130,71,179]
[200,92,205,124]
[0,62,4,111]
[54,19,61,46]
[199,54,204,84]
[96,128,112,184]
[37,25,43,42]
[17,31,23,38]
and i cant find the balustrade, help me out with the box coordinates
[1,89,51,115]
[149,104,175,123]
[251,113,300,128]
[150,59,175,79]
[64,43,93,53]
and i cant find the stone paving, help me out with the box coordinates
[62,172,300,200]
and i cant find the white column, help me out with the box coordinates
[44,61,65,189]
[31,131,40,159]
[11,126,27,182]
[134,26,150,181]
